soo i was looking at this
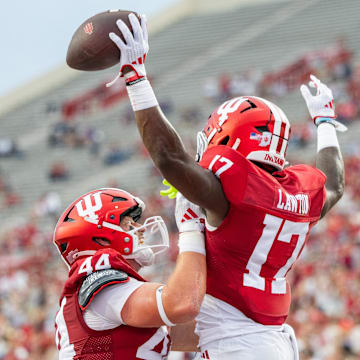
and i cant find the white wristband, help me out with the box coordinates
[317,122,339,152]
[156,286,175,327]
[126,79,159,111]
[178,231,206,255]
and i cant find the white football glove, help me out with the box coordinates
[175,192,205,233]
[107,13,149,87]
[300,74,347,132]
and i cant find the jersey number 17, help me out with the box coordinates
[244,214,310,294]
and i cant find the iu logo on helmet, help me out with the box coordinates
[83,22,94,35]
[217,97,248,125]
[76,193,102,220]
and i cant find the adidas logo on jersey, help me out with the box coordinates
[276,189,309,215]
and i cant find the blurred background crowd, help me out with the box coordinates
[1,0,360,359]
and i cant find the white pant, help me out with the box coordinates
[196,325,299,360]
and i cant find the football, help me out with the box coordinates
[66,10,140,71]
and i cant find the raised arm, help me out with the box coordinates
[108,14,228,223]
[121,193,206,327]
[300,75,345,217]
[316,145,344,217]
[133,107,228,219]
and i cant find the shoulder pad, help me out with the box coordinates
[78,269,129,310]
[200,146,248,204]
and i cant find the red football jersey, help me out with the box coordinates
[55,249,170,359]
[200,146,326,325]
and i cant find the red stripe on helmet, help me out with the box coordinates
[276,121,287,154]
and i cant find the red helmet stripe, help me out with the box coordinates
[272,109,283,153]
[276,121,287,154]
[259,98,282,153]
[276,138,283,155]
[279,120,287,140]
[280,118,291,156]
[256,97,290,157]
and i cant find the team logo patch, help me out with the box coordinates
[250,131,272,146]
[217,97,248,124]
[83,22,94,35]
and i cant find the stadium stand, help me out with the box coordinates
[0,0,360,358]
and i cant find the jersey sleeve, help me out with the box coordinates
[288,164,327,189]
[83,277,145,331]
[200,145,249,205]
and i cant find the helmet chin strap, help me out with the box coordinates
[72,250,96,261]
[133,248,155,267]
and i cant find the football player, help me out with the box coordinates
[108,14,345,360]
[53,188,206,359]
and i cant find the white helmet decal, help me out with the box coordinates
[75,192,103,220]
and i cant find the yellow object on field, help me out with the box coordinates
[160,179,178,199]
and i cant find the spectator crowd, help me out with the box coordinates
[203,38,360,149]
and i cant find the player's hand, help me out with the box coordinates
[107,14,149,87]
[300,74,347,132]
[175,192,205,233]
